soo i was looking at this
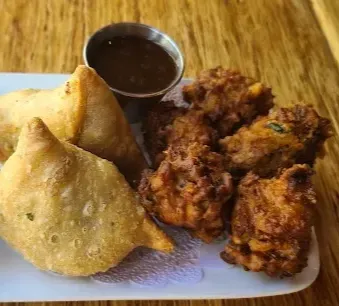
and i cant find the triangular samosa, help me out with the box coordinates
[0,118,173,276]
[0,65,146,183]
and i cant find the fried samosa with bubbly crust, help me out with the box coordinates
[0,65,146,183]
[0,118,173,276]
[221,165,316,277]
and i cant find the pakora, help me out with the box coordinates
[221,164,316,277]
[138,142,233,242]
[167,109,218,150]
[144,103,218,167]
[183,67,274,136]
[143,101,186,166]
[220,104,332,178]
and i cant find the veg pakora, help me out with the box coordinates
[138,142,233,242]
[221,164,316,277]
[167,109,218,152]
[143,101,186,166]
[144,103,218,167]
[220,104,332,178]
[183,67,274,137]
[0,118,173,276]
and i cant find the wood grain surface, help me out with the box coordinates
[311,0,339,69]
[0,0,338,305]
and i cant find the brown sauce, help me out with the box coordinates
[89,36,177,94]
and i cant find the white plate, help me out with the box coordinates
[0,73,320,302]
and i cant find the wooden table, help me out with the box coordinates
[0,0,338,305]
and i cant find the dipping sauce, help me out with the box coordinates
[89,36,178,94]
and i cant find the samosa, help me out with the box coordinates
[0,118,173,276]
[0,65,146,183]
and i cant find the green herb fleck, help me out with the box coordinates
[26,213,34,221]
[267,122,286,133]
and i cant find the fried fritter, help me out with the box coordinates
[221,164,316,277]
[183,67,274,137]
[167,109,218,150]
[220,104,332,178]
[138,143,233,242]
[143,102,218,167]
[143,101,186,166]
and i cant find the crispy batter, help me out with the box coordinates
[167,109,218,151]
[143,101,186,166]
[221,165,316,277]
[220,104,332,178]
[138,143,233,242]
[143,103,218,167]
[183,67,274,136]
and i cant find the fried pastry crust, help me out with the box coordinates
[183,67,274,136]
[221,164,316,277]
[220,104,332,178]
[0,118,173,276]
[138,143,233,242]
[0,66,148,185]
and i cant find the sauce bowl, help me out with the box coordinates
[83,22,185,123]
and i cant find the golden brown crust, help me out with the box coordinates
[74,66,148,185]
[0,79,86,161]
[138,143,233,242]
[222,164,316,277]
[183,67,274,137]
[0,118,173,276]
[220,104,332,178]
[167,109,219,150]
[143,101,186,166]
[143,104,218,167]
[0,65,147,185]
